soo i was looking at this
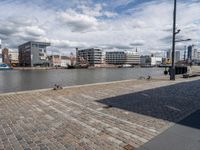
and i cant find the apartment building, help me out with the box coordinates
[76,48,102,66]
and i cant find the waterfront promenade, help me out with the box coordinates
[0,77,200,150]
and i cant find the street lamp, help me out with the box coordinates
[175,39,191,43]
[175,29,181,34]
[170,0,177,80]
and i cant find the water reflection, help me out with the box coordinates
[0,68,164,93]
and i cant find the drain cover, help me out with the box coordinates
[124,144,135,150]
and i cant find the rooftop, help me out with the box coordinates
[18,41,51,47]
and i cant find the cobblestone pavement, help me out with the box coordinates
[0,77,200,150]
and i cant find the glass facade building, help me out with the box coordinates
[18,41,50,67]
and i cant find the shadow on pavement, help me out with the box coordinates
[97,80,200,129]
[179,109,200,129]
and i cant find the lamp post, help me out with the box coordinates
[175,39,191,43]
[170,0,177,80]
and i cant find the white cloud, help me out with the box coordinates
[58,9,100,32]
[77,4,117,18]
[0,16,46,48]
[25,26,45,36]
[0,0,199,54]
[50,39,89,49]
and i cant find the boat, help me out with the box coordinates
[76,64,89,69]
[122,64,134,68]
[67,64,76,69]
[0,63,13,70]
[67,64,89,69]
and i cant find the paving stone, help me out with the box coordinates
[0,78,200,149]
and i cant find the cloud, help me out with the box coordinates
[0,0,199,53]
[130,40,145,46]
[0,16,46,48]
[58,9,100,32]
[100,44,133,50]
[50,39,89,49]
[25,26,45,37]
[57,3,117,32]
[77,4,118,18]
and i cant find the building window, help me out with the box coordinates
[39,53,44,56]
[39,45,46,48]
[32,44,38,48]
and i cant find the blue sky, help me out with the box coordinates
[0,0,199,55]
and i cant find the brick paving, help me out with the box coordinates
[0,77,200,150]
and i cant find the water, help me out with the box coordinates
[0,68,164,93]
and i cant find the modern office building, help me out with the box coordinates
[18,41,50,67]
[166,49,181,63]
[140,55,151,66]
[76,48,102,66]
[125,51,140,65]
[175,51,181,63]
[105,51,126,65]
[197,52,200,60]
[167,49,172,59]
[105,51,140,65]
[140,55,162,66]
[187,45,198,61]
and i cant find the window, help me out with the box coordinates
[39,45,46,48]
[39,53,44,56]
[32,44,38,47]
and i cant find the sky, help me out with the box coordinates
[0,0,200,55]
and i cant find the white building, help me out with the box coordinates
[48,55,61,67]
[101,51,106,64]
[175,51,181,63]
[105,51,140,65]
[9,51,19,64]
[125,51,140,65]
[151,57,162,66]
[76,48,102,66]
[61,56,71,67]
[141,55,162,66]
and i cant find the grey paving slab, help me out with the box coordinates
[138,110,200,150]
